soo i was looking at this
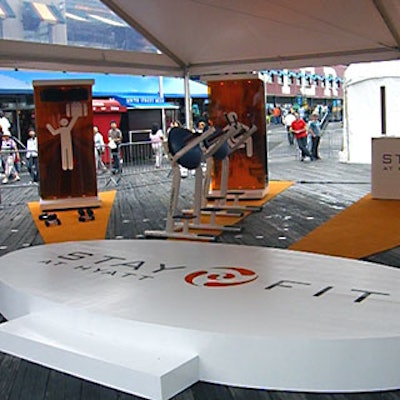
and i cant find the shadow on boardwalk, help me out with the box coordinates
[0,123,399,400]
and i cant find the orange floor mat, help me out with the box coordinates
[28,191,116,244]
[290,193,400,259]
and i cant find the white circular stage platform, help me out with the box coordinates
[0,240,399,400]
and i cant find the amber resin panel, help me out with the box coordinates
[208,77,268,194]
[33,81,97,201]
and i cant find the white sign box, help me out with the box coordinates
[371,136,400,199]
[0,240,400,398]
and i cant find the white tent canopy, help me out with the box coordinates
[1,0,400,76]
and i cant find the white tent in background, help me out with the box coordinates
[341,60,400,164]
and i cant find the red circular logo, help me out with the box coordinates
[185,267,258,287]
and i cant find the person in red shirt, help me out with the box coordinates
[290,112,313,161]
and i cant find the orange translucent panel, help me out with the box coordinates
[33,82,97,200]
[208,78,268,191]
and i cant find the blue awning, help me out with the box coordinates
[0,69,207,100]
[0,73,32,94]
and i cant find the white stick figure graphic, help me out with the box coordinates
[46,102,88,171]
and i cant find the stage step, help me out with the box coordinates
[0,313,199,400]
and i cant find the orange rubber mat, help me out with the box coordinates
[290,193,400,259]
[28,191,116,244]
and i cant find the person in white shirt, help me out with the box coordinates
[26,128,39,183]
[284,110,296,145]
[149,123,164,168]
[0,110,11,136]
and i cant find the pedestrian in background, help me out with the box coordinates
[26,128,39,183]
[0,110,11,136]
[167,120,182,136]
[309,113,321,160]
[195,120,206,134]
[108,120,122,173]
[290,112,313,162]
[272,105,281,124]
[284,109,296,145]
[149,122,164,168]
[1,131,20,183]
[93,126,107,172]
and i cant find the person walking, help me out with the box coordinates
[272,105,281,124]
[290,112,313,161]
[26,128,39,183]
[149,122,164,168]
[108,120,122,173]
[309,113,321,160]
[93,126,107,172]
[284,109,296,145]
[0,110,11,136]
[167,120,182,136]
[1,131,20,183]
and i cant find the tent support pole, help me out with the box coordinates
[158,76,166,134]
[184,69,193,130]
[380,85,386,135]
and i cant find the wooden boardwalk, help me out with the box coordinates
[1,123,399,399]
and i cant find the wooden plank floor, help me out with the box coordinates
[0,123,399,399]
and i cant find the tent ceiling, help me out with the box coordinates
[1,0,400,76]
[0,39,181,76]
[100,0,400,75]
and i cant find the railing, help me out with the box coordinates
[320,127,344,160]
[0,148,30,173]
[0,141,172,188]
[3,127,343,189]
[97,141,172,187]
[267,120,343,161]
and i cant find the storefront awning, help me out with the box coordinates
[24,1,65,24]
[0,69,208,100]
[0,73,32,94]
[92,99,127,113]
[0,0,15,19]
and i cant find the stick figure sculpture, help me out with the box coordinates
[46,102,88,171]
[225,112,254,158]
